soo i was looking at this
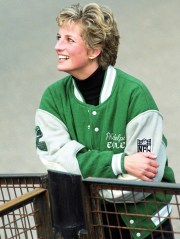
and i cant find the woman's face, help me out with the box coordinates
[55,21,99,79]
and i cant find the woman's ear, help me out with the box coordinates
[88,48,101,60]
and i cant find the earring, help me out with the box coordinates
[89,56,95,60]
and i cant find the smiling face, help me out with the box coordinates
[55,21,100,79]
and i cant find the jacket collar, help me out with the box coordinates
[72,65,116,104]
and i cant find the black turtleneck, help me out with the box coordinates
[73,67,105,106]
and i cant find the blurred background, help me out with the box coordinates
[0,0,179,182]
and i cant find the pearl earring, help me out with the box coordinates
[89,56,95,60]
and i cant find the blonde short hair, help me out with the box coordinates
[56,3,120,69]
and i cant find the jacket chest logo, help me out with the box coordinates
[106,132,126,149]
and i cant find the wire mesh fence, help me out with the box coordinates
[0,174,52,239]
[0,173,180,239]
[82,178,180,239]
[0,174,48,204]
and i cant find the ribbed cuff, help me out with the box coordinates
[121,152,128,174]
[112,153,122,175]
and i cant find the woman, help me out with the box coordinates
[35,3,175,239]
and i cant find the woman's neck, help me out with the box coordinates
[73,67,105,106]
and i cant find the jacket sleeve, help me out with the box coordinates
[35,109,116,178]
[125,110,167,182]
[35,109,84,174]
[102,110,167,203]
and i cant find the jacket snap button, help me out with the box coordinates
[130,219,134,224]
[92,111,97,115]
[94,127,99,132]
[136,232,141,237]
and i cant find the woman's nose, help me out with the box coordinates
[55,38,65,51]
[55,40,60,51]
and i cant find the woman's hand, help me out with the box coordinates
[124,152,159,182]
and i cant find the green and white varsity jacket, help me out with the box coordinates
[35,65,175,239]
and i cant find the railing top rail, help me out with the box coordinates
[0,173,48,186]
[0,188,46,215]
[82,177,180,190]
[0,173,47,178]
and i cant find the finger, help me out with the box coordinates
[150,166,158,174]
[150,160,159,168]
[141,152,157,159]
[142,175,153,182]
[146,171,157,179]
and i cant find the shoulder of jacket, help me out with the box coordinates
[48,74,72,91]
[115,68,148,89]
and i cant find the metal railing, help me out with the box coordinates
[0,174,52,239]
[1,173,180,239]
[82,178,180,239]
[0,174,48,204]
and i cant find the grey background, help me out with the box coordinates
[0,0,179,182]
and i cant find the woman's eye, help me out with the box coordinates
[56,34,61,40]
[67,38,74,42]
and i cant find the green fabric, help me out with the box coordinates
[119,165,175,239]
[39,67,175,238]
[77,149,116,178]
[119,194,171,239]
[39,69,159,178]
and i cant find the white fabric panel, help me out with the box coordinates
[125,110,166,182]
[100,65,116,103]
[35,109,84,175]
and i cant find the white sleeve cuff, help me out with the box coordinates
[111,153,123,175]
